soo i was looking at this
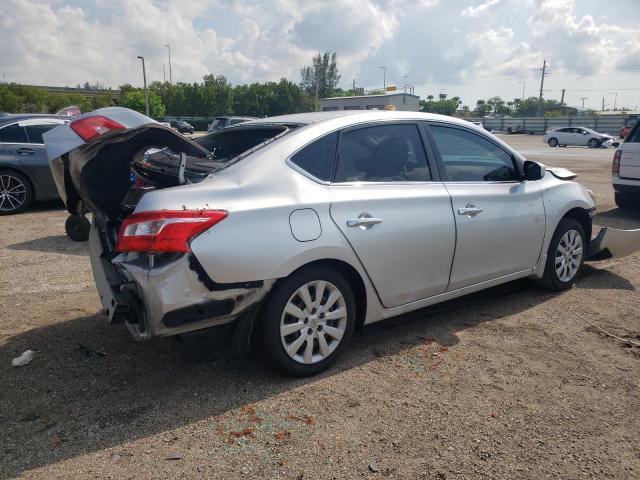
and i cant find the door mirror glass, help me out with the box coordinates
[524,160,545,181]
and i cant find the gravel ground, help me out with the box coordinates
[0,135,638,479]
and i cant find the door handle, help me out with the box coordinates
[347,213,383,229]
[457,204,483,217]
[16,148,35,155]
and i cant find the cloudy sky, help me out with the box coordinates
[1,0,639,110]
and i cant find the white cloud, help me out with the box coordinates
[461,0,500,18]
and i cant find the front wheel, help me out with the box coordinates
[257,265,356,376]
[548,137,558,147]
[588,138,600,148]
[537,218,586,291]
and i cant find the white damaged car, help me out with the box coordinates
[43,107,639,376]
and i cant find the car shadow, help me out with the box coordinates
[594,207,640,230]
[0,275,626,477]
[20,200,66,214]
[6,235,88,256]
[577,263,635,291]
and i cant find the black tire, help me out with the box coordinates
[256,265,356,376]
[537,218,586,291]
[65,214,91,241]
[548,138,558,147]
[0,169,33,215]
[588,138,600,148]
[615,193,636,209]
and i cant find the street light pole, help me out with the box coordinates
[165,44,172,83]
[609,92,618,111]
[518,81,526,100]
[580,97,588,108]
[163,64,166,83]
[137,56,149,117]
[378,66,386,92]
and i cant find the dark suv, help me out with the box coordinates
[0,114,70,214]
[175,120,194,134]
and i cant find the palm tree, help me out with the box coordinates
[427,95,434,101]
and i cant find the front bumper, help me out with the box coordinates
[588,226,640,261]
[89,223,274,340]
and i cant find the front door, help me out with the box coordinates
[427,123,545,291]
[329,122,456,308]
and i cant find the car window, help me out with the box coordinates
[0,124,28,143]
[230,119,245,125]
[430,125,519,182]
[24,124,58,144]
[626,123,640,143]
[556,128,568,133]
[290,132,338,181]
[333,124,430,182]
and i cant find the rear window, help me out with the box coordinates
[290,132,338,181]
[626,123,640,143]
[25,124,58,144]
[196,125,290,161]
[0,124,28,143]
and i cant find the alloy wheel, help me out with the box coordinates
[0,174,28,213]
[280,280,347,365]
[554,229,583,282]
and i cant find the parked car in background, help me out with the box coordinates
[612,121,640,208]
[544,127,615,148]
[207,116,257,132]
[174,120,194,134]
[0,114,70,214]
[44,108,637,376]
[620,116,638,140]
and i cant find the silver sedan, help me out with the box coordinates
[44,108,634,376]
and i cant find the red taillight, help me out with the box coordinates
[70,115,125,142]
[115,210,228,253]
[612,150,621,176]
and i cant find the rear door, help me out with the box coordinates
[619,124,640,179]
[329,122,456,308]
[19,119,68,199]
[426,123,545,290]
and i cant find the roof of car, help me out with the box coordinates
[0,113,71,127]
[242,110,471,127]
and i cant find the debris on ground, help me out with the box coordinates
[76,343,106,358]
[369,461,380,473]
[165,453,183,460]
[12,350,35,367]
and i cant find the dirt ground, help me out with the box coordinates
[1,135,638,479]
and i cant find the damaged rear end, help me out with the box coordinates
[44,108,282,344]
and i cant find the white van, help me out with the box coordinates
[612,123,640,208]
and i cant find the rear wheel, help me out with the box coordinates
[548,138,558,147]
[588,138,600,148]
[65,215,91,241]
[257,265,356,376]
[538,218,586,291]
[615,193,636,209]
[0,170,33,215]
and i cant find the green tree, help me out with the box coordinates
[300,52,341,100]
[121,90,165,117]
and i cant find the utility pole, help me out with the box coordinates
[165,44,172,83]
[560,88,565,105]
[609,92,618,111]
[352,78,356,92]
[403,74,408,93]
[580,97,588,108]
[378,66,386,92]
[602,97,605,111]
[518,81,526,100]
[137,56,149,117]
[538,59,548,115]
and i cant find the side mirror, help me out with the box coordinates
[523,160,545,181]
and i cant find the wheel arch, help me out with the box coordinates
[269,258,368,331]
[562,207,592,245]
